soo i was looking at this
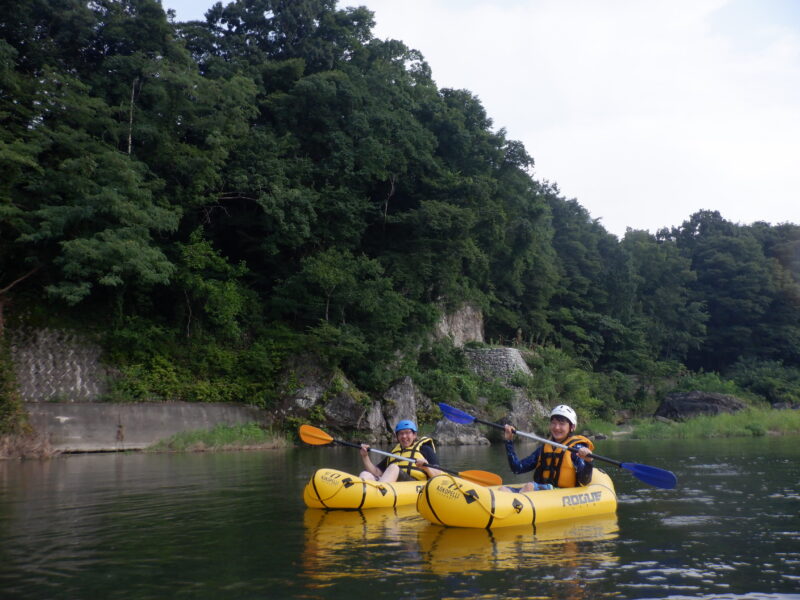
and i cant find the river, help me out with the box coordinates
[0,437,798,599]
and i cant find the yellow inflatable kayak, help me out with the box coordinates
[303,468,425,509]
[417,468,617,528]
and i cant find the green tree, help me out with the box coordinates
[623,229,707,362]
[670,211,775,371]
[545,194,644,369]
[1,67,179,304]
[175,229,252,341]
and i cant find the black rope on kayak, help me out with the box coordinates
[309,474,395,504]
[310,475,348,504]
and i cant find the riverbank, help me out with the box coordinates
[1,423,289,459]
[4,405,799,459]
[147,423,289,453]
[120,406,800,453]
[590,406,800,439]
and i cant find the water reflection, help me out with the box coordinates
[301,505,427,587]
[301,503,620,599]
[418,514,619,576]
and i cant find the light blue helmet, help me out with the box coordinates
[394,419,418,433]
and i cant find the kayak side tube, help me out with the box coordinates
[417,469,617,528]
[303,468,426,510]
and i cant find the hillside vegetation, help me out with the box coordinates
[1,0,799,434]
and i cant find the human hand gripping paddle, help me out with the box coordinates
[437,403,677,490]
[299,424,503,487]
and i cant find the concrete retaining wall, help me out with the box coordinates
[7,326,271,452]
[26,402,270,452]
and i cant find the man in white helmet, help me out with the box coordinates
[501,404,594,492]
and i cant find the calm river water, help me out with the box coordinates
[1,437,798,600]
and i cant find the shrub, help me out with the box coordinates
[415,369,480,405]
[671,371,752,398]
[520,345,604,419]
[0,340,27,434]
[727,358,800,405]
[148,423,288,452]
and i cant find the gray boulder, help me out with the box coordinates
[278,357,382,438]
[465,347,532,383]
[488,390,548,444]
[382,376,432,431]
[655,391,746,421]
[432,419,490,445]
[278,354,328,416]
[322,388,368,429]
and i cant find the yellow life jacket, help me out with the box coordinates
[534,434,595,488]
[387,436,436,480]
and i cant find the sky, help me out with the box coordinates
[162,0,800,238]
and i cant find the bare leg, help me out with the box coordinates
[359,471,379,480]
[378,463,401,482]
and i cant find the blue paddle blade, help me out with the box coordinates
[621,462,677,490]
[438,402,477,425]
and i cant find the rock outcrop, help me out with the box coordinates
[501,390,548,443]
[465,347,532,383]
[434,302,484,347]
[278,360,435,443]
[654,391,747,421]
[381,376,433,431]
[432,420,490,445]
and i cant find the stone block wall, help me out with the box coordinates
[8,327,109,402]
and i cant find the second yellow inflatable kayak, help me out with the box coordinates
[417,469,617,528]
[303,468,425,509]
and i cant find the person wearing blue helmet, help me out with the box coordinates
[359,419,442,482]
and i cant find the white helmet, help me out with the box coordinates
[550,405,577,427]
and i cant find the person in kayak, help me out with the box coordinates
[359,420,443,482]
[500,404,594,492]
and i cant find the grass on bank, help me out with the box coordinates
[607,407,800,439]
[148,423,289,452]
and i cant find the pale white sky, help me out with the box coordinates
[162,0,799,237]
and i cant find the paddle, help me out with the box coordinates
[299,424,503,487]
[437,402,677,490]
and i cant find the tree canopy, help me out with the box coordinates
[1,0,798,413]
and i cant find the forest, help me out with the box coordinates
[2,0,799,433]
